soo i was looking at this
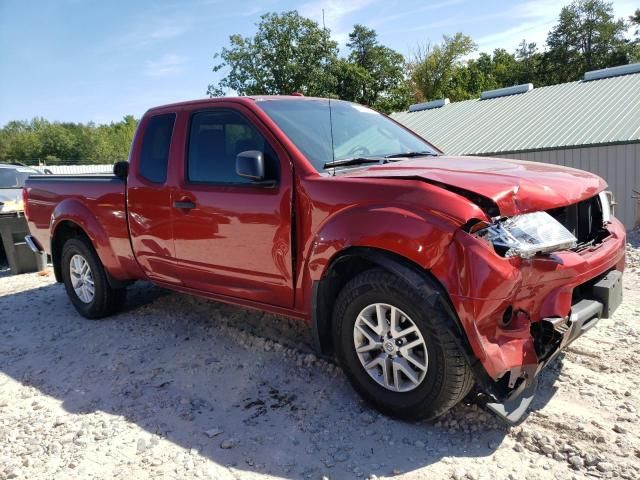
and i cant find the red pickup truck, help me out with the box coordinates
[23,96,625,423]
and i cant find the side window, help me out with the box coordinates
[139,113,175,183]
[187,110,279,184]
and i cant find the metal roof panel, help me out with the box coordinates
[391,72,640,155]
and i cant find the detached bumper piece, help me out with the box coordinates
[485,269,622,424]
[485,377,538,424]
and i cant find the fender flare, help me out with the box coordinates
[304,204,458,354]
[50,199,129,286]
[310,246,462,353]
[303,203,459,285]
[310,246,499,400]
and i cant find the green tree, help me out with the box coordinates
[444,48,524,101]
[107,115,137,162]
[514,40,545,84]
[0,121,39,163]
[408,33,477,102]
[334,24,409,112]
[207,11,338,97]
[37,120,78,163]
[332,59,369,104]
[0,116,138,165]
[490,49,520,86]
[545,0,629,82]
[630,9,640,37]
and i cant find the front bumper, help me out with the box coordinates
[435,218,626,423]
[486,269,623,423]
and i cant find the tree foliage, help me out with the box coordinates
[408,33,476,102]
[208,15,408,113]
[544,0,630,82]
[207,11,338,97]
[337,25,409,112]
[630,9,640,61]
[407,0,636,102]
[0,116,137,165]
[632,8,640,36]
[209,1,637,110]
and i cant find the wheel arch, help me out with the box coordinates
[51,219,130,289]
[51,220,90,282]
[50,198,137,285]
[311,247,469,357]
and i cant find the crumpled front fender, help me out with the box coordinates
[305,204,459,283]
[430,219,626,382]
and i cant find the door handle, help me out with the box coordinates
[173,200,196,209]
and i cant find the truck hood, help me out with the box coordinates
[342,155,607,217]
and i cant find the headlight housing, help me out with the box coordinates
[598,190,615,223]
[476,211,577,259]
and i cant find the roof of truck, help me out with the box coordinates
[146,95,329,113]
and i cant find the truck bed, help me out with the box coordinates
[24,175,140,281]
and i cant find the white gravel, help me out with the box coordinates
[0,234,639,480]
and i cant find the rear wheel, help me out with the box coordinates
[333,269,473,421]
[61,237,126,319]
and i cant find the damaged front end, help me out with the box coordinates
[431,191,626,424]
[475,210,579,259]
[483,269,623,423]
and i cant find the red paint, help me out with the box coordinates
[344,156,607,216]
[24,96,626,386]
[430,219,625,379]
[25,179,143,281]
[126,112,179,285]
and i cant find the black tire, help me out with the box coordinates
[60,237,127,319]
[333,268,473,421]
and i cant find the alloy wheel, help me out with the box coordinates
[353,303,428,392]
[69,254,95,303]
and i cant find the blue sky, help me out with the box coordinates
[0,0,636,126]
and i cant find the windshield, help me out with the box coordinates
[256,99,438,172]
[0,167,38,189]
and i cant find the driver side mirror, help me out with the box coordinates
[236,150,265,181]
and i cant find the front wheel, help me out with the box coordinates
[60,237,126,319]
[333,269,473,421]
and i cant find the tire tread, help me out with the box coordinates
[333,268,473,421]
[61,237,126,319]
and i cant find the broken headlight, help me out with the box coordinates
[476,211,577,259]
[599,190,615,223]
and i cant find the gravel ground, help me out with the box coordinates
[1,234,639,480]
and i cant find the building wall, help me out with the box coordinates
[490,143,640,230]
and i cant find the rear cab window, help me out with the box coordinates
[139,113,176,183]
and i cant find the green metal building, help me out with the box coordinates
[392,63,640,229]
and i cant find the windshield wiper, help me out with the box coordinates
[384,151,439,159]
[323,157,386,169]
[323,151,436,169]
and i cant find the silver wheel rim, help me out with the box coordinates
[353,303,428,392]
[69,254,95,304]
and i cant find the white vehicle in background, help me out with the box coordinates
[0,163,43,214]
